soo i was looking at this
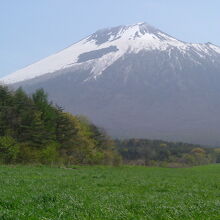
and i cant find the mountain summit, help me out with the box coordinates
[1,23,220,145]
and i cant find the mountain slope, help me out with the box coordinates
[1,22,220,145]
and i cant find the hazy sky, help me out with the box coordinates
[1,0,220,77]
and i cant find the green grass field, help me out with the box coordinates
[0,165,220,220]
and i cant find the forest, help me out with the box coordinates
[0,85,120,165]
[0,85,219,167]
[116,139,220,167]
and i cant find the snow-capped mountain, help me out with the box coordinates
[2,22,220,145]
[2,22,220,84]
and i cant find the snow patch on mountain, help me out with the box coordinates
[208,44,220,54]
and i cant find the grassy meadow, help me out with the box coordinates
[0,165,220,220]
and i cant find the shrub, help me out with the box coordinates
[39,142,60,165]
[17,144,39,164]
[0,136,19,164]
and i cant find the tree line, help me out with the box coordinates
[116,139,220,167]
[0,85,120,165]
